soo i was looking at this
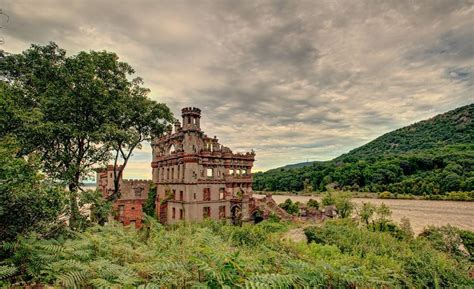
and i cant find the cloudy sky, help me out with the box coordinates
[1,0,473,178]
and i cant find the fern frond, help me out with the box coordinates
[137,283,161,289]
[89,278,113,288]
[38,243,65,254]
[57,270,89,288]
[245,273,303,289]
[0,265,17,280]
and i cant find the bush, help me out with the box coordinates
[378,191,392,199]
[307,198,319,209]
[322,192,354,218]
[419,225,472,261]
[358,202,376,225]
[321,192,336,206]
[279,198,299,215]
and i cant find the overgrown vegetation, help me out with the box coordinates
[0,138,66,242]
[0,218,472,288]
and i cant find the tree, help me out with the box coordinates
[0,139,66,241]
[0,82,41,139]
[376,203,392,223]
[399,217,414,239]
[79,189,112,225]
[105,92,172,201]
[303,178,313,194]
[334,194,354,218]
[0,43,172,229]
[358,202,376,225]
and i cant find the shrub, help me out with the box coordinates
[307,199,319,209]
[378,191,392,199]
[358,202,376,225]
[321,192,336,206]
[279,198,299,215]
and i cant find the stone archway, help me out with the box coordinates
[231,204,242,225]
[250,209,264,224]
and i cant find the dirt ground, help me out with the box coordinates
[255,194,474,234]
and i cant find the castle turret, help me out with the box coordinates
[181,107,201,131]
[174,119,181,133]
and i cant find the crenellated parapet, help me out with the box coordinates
[181,106,201,116]
[122,179,151,184]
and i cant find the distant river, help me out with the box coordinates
[254,194,474,234]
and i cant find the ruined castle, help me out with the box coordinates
[97,107,273,227]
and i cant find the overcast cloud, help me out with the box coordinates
[1,0,473,178]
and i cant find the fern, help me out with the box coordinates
[57,270,90,288]
[2,220,472,287]
[89,278,113,288]
[245,273,303,288]
[37,243,65,254]
[0,265,17,280]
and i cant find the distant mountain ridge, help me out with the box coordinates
[336,103,473,162]
[253,103,474,195]
[277,103,473,169]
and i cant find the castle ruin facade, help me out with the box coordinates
[97,107,259,226]
[152,107,256,224]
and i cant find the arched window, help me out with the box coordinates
[169,144,176,154]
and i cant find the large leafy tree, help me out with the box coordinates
[0,139,65,241]
[0,42,172,228]
[105,80,172,201]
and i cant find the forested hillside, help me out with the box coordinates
[337,104,473,162]
[254,104,474,196]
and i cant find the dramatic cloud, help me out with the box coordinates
[2,0,473,177]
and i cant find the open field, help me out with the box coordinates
[255,194,474,234]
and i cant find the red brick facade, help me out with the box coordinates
[96,166,151,228]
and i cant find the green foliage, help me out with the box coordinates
[321,192,336,206]
[143,182,157,218]
[322,192,354,218]
[338,104,474,160]
[302,178,313,194]
[278,198,299,215]
[419,225,474,262]
[304,220,473,287]
[358,202,376,225]
[0,220,472,288]
[399,217,414,239]
[0,42,173,228]
[376,203,392,223]
[334,193,354,218]
[459,230,474,262]
[79,189,112,226]
[378,191,392,199]
[306,198,319,209]
[0,140,66,241]
[0,265,17,280]
[254,104,474,197]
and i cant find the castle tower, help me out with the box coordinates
[181,107,201,131]
[151,107,256,225]
[174,119,181,133]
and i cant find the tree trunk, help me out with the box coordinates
[68,182,81,230]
